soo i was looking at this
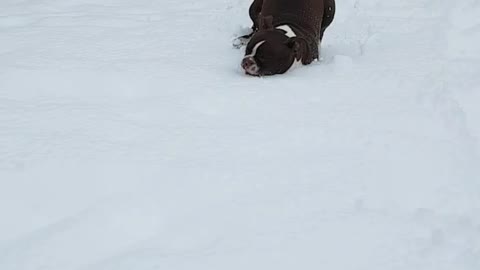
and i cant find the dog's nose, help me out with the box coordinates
[241,57,256,70]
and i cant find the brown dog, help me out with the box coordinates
[237,0,335,76]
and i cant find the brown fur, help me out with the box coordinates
[241,0,336,75]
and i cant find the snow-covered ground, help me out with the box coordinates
[1,0,479,269]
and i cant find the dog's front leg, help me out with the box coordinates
[233,0,263,49]
[232,31,254,49]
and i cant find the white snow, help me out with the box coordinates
[1,0,479,269]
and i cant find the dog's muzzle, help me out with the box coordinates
[241,56,260,76]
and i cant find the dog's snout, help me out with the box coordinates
[241,56,261,76]
[241,57,256,69]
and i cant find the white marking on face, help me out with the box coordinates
[245,60,261,75]
[276,25,297,38]
[245,40,266,58]
[242,40,266,75]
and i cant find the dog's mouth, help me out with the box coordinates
[245,68,261,76]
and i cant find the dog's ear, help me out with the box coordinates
[259,15,274,30]
[285,37,300,53]
[285,37,307,61]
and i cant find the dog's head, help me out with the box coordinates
[242,16,303,76]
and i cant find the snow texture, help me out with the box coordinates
[0,0,479,269]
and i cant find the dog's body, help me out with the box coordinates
[239,0,335,76]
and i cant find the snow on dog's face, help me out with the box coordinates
[241,16,302,76]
